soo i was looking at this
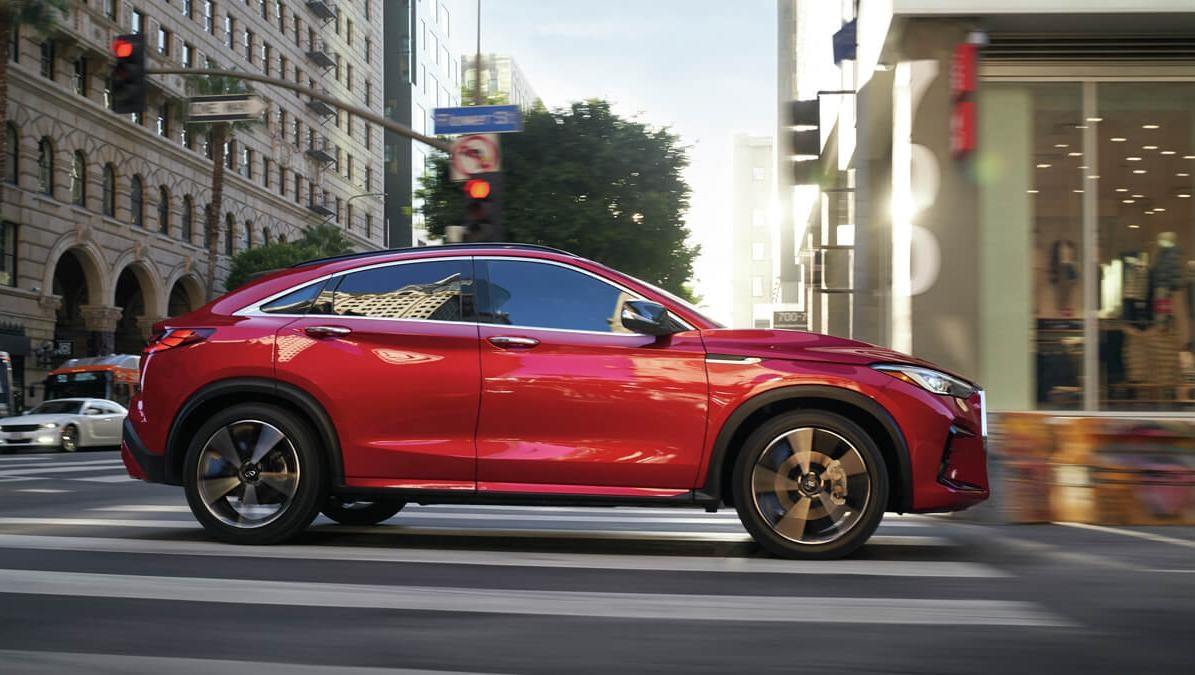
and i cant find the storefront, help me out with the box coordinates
[786,1,1195,415]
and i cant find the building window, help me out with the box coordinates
[130,175,144,227]
[182,42,193,68]
[365,166,371,192]
[751,276,764,298]
[103,74,112,109]
[364,81,371,107]
[182,0,193,19]
[36,137,53,196]
[181,195,193,242]
[345,153,352,181]
[3,124,16,184]
[157,104,170,137]
[365,213,372,240]
[278,166,287,197]
[294,172,301,205]
[293,15,301,47]
[335,196,341,223]
[245,30,254,64]
[102,164,116,216]
[752,242,766,261]
[157,186,170,234]
[242,147,253,179]
[72,57,87,96]
[181,126,191,150]
[292,119,301,148]
[0,221,15,287]
[260,0,268,20]
[262,226,271,244]
[224,140,234,170]
[244,220,253,249]
[104,0,117,21]
[262,42,271,75]
[158,26,170,55]
[262,157,271,189]
[364,124,371,151]
[204,1,214,34]
[7,22,17,64]
[131,10,144,34]
[364,37,371,65]
[39,40,54,79]
[70,151,86,206]
[346,203,353,230]
[276,0,284,32]
[224,214,235,255]
[225,14,235,49]
[346,63,353,91]
[364,0,371,22]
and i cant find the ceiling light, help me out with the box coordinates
[1179,172,1191,177]
[1088,175,1100,180]
[1054,143,1069,148]
[1133,169,1147,174]
[1162,150,1176,155]
[1127,157,1142,161]
[1155,207,1166,212]
[1068,152,1082,157]
[1073,189,1084,194]
[1026,189,1039,194]
[1123,199,1136,204]
[1036,163,1051,168]
[1078,165,1088,170]
[1116,188,1129,192]
[1133,194,1144,198]
[1144,145,1159,150]
[1184,155,1195,160]
[1111,137,1127,142]
[1076,125,1089,130]
[1180,194,1192,199]
[1129,224,1141,229]
[1087,117,1103,122]
[1143,124,1160,129]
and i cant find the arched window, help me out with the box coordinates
[157,186,170,234]
[70,151,86,206]
[262,226,271,244]
[36,137,53,195]
[181,195,193,243]
[4,124,17,184]
[203,204,213,247]
[278,232,287,244]
[224,213,235,256]
[244,220,253,249]
[129,175,144,227]
[101,163,116,216]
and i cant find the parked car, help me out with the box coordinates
[0,398,127,453]
[122,244,989,559]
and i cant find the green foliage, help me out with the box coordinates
[416,100,698,295]
[226,224,355,290]
[1,0,72,32]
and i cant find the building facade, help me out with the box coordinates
[461,53,539,110]
[1,0,383,410]
[782,0,1195,414]
[384,0,464,249]
[729,134,777,329]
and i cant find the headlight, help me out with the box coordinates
[873,364,977,398]
[40,422,58,429]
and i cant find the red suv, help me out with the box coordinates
[122,244,988,559]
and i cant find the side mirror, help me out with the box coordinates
[620,300,677,337]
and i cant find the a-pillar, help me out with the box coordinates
[80,305,123,356]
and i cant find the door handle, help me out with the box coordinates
[488,336,540,349]
[305,325,352,338]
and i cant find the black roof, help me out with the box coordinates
[289,243,576,269]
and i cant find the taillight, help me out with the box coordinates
[143,328,213,354]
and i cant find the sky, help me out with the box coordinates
[454,0,777,321]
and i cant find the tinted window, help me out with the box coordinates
[32,400,83,415]
[482,260,629,332]
[329,260,473,321]
[260,282,324,315]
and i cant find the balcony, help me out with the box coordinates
[308,202,335,218]
[306,42,335,69]
[306,97,335,116]
[306,1,336,22]
[305,143,335,164]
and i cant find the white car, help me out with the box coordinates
[0,398,127,453]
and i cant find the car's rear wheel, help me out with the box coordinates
[183,404,326,545]
[733,410,888,560]
[321,497,405,526]
[60,425,78,453]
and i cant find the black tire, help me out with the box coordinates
[60,425,79,453]
[321,497,405,526]
[732,410,889,560]
[183,403,327,545]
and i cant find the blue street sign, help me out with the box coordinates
[434,105,523,134]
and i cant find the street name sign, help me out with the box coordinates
[434,105,523,134]
[188,94,268,122]
[450,134,501,181]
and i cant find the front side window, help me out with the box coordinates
[481,260,629,333]
[324,260,473,322]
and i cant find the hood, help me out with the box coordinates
[700,328,969,379]
[0,414,73,426]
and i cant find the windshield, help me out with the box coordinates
[31,400,83,415]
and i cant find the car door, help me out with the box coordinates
[273,257,481,490]
[474,258,708,492]
[91,402,126,444]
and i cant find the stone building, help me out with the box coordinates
[1,0,384,409]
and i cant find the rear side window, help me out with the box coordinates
[260,281,325,315]
[327,259,474,321]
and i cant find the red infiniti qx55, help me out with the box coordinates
[122,244,988,559]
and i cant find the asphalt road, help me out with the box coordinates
[0,449,1192,674]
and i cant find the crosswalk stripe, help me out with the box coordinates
[0,454,55,462]
[0,459,124,472]
[71,474,134,483]
[0,533,1006,577]
[0,650,498,675]
[0,464,131,478]
[0,568,1070,626]
[0,517,951,546]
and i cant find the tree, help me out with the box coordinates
[225,223,354,290]
[0,1,71,204]
[417,100,697,295]
[185,66,256,299]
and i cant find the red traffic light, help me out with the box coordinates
[464,179,492,200]
[113,39,135,59]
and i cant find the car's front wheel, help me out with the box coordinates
[183,404,326,545]
[321,497,405,526]
[60,425,79,453]
[733,410,889,560]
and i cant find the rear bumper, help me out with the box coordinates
[121,418,165,483]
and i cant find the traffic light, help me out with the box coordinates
[787,99,823,185]
[111,34,146,115]
[462,172,503,242]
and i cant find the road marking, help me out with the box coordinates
[0,517,951,546]
[0,569,1069,626]
[72,474,134,483]
[0,464,132,478]
[0,459,124,472]
[0,533,1006,578]
[0,649,500,675]
[15,489,71,494]
[1056,522,1195,550]
[0,455,54,462]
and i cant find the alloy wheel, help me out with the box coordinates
[750,426,872,545]
[60,426,77,452]
[195,419,300,528]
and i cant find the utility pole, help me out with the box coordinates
[474,0,483,106]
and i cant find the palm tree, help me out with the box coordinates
[0,1,72,200]
[185,66,257,300]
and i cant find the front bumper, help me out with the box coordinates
[0,429,62,449]
[121,418,165,483]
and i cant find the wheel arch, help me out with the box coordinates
[164,378,343,487]
[701,385,912,512]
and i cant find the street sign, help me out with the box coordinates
[188,94,268,122]
[773,310,808,330]
[434,105,523,134]
[450,134,501,181]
